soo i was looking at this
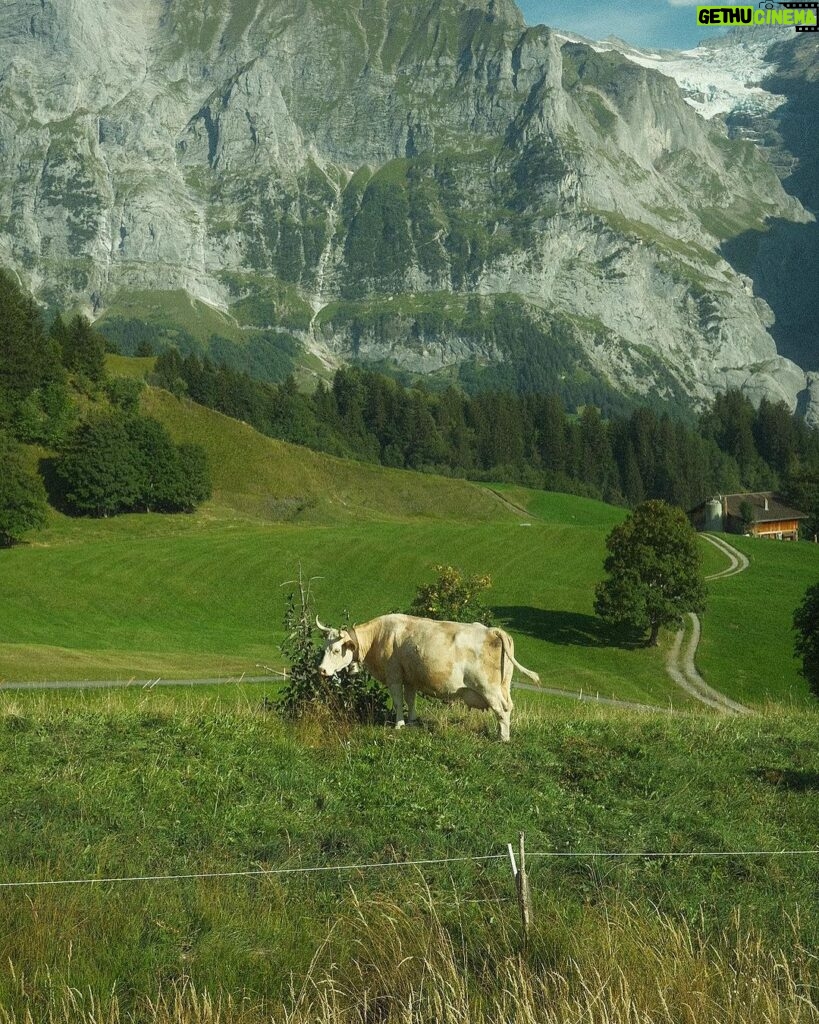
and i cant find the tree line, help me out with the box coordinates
[0,270,210,543]
[153,349,819,528]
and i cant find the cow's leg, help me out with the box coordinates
[485,691,512,742]
[405,687,418,726]
[386,668,405,730]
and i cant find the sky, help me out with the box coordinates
[517,1,730,51]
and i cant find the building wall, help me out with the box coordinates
[750,519,800,539]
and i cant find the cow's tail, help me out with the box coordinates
[496,629,540,706]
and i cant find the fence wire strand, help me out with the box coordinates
[0,848,817,890]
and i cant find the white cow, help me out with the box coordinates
[317,613,539,741]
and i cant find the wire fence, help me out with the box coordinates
[1,847,817,890]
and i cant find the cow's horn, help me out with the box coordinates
[315,617,333,634]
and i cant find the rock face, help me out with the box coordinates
[0,0,814,417]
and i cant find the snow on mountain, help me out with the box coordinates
[554,27,792,120]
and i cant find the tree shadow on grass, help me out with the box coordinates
[494,606,646,651]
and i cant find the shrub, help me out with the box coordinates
[409,564,493,624]
[276,574,387,722]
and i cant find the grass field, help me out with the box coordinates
[698,535,819,706]
[0,690,816,1021]
[0,506,683,705]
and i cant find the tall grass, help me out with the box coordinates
[0,895,816,1022]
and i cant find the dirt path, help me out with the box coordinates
[702,532,750,579]
[664,535,752,715]
[485,488,534,519]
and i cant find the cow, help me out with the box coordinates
[316,614,540,741]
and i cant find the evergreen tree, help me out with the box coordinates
[60,315,106,382]
[782,466,819,540]
[579,404,618,497]
[700,390,762,486]
[0,271,68,443]
[620,441,646,506]
[538,394,567,476]
[594,500,706,646]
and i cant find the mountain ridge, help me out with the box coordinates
[0,0,815,419]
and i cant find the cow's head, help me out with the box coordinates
[316,618,359,678]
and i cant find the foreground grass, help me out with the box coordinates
[0,902,816,1023]
[0,692,816,1021]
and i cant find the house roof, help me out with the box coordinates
[723,492,808,523]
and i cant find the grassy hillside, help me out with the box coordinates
[0,690,816,1022]
[140,387,509,524]
[2,382,817,706]
[698,535,819,706]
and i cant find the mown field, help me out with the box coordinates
[2,376,818,1021]
[2,386,817,707]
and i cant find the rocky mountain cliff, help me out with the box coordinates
[0,0,815,419]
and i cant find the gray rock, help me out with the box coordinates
[0,0,814,418]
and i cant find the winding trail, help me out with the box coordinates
[664,534,752,715]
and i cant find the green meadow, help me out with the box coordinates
[2,385,817,710]
[698,534,819,706]
[1,374,818,1021]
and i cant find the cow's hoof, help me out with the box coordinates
[394,721,406,730]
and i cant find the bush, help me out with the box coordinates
[276,575,387,722]
[56,411,210,517]
[409,564,493,624]
[104,376,144,414]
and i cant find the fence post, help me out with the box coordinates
[517,831,532,947]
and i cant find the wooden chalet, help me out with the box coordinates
[689,492,807,540]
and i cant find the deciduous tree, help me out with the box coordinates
[0,432,48,546]
[594,500,706,646]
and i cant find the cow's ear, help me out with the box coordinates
[342,639,356,654]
